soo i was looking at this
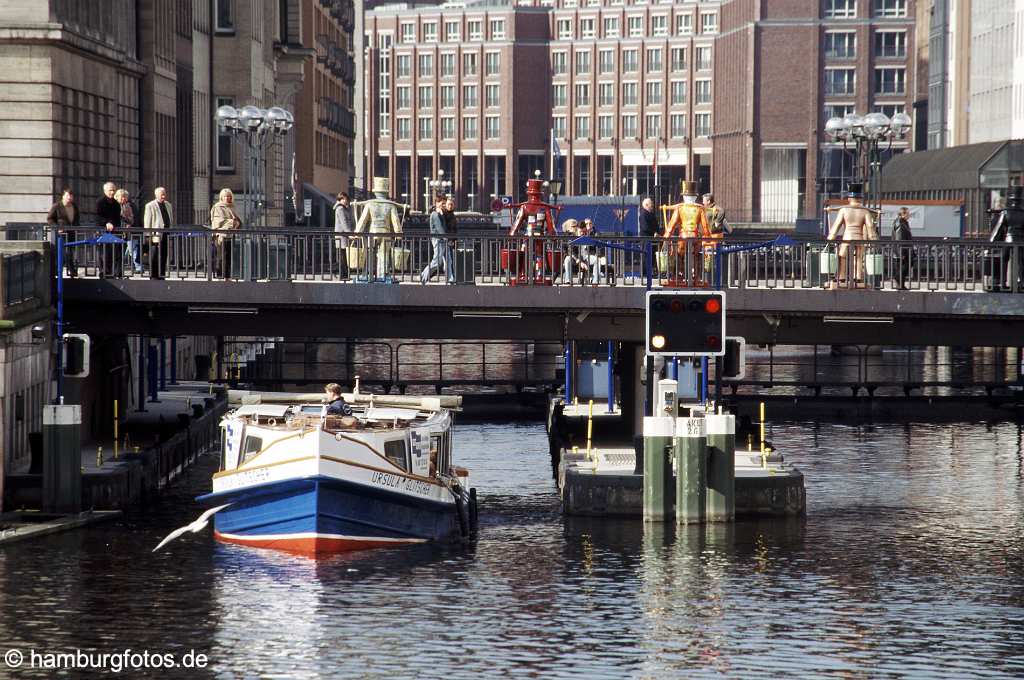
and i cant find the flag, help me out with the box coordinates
[653,136,660,189]
[290,152,301,214]
[550,127,561,180]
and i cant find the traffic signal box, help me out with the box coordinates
[645,291,726,357]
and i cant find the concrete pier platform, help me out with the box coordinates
[0,510,121,547]
[559,446,805,518]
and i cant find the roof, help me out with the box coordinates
[231,405,291,418]
[881,141,1006,193]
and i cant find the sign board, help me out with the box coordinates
[303,198,312,217]
[645,290,726,357]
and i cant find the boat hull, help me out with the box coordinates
[197,475,463,555]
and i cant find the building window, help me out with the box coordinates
[463,85,478,107]
[441,53,456,77]
[670,80,687,105]
[445,20,460,41]
[396,117,411,140]
[646,81,662,105]
[598,82,614,106]
[695,79,711,105]
[216,96,234,169]
[700,12,718,34]
[441,85,455,108]
[824,0,857,19]
[557,18,573,40]
[627,15,643,37]
[622,49,638,73]
[873,103,905,118]
[396,54,411,78]
[695,112,711,137]
[552,51,567,75]
[824,103,855,125]
[575,115,590,140]
[396,86,411,109]
[824,68,855,95]
[490,19,505,40]
[676,13,692,36]
[575,50,591,75]
[418,117,433,140]
[652,15,667,36]
[553,115,567,139]
[463,53,478,75]
[646,47,662,73]
[695,46,711,71]
[599,49,615,74]
[873,0,906,17]
[603,17,619,38]
[670,113,686,138]
[463,116,478,139]
[423,22,438,43]
[575,83,591,106]
[824,31,856,59]
[215,0,234,32]
[645,114,661,139]
[622,114,637,138]
[418,54,433,77]
[580,18,595,39]
[671,47,686,72]
[468,20,482,40]
[377,34,392,136]
[875,31,907,58]
[553,84,567,107]
[441,117,455,140]
[400,22,415,43]
[485,115,500,139]
[418,85,433,108]
[598,115,613,138]
[622,82,638,106]
[485,52,501,76]
[486,84,500,108]
[874,67,905,95]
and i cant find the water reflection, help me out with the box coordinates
[0,421,1021,678]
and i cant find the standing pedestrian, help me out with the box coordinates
[891,206,913,289]
[333,191,354,280]
[115,188,141,274]
[46,187,80,278]
[144,187,173,279]
[420,194,454,284]
[96,181,121,278]
[639,197,659,237]
[210,188,242,279]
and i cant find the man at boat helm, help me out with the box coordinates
[324,383,353,416]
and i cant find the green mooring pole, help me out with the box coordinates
[42,404,82,514]
[705,413,735,522]
[675,416,707,524]
[643,416,674,522]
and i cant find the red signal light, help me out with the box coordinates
[706,335,721,349]
[704,298,722,314]
[670,300,683,313]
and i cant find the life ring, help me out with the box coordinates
[268,418,277,427]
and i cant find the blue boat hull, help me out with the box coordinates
[196,475,462,553]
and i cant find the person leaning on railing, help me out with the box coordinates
[210,188,242,280]
[46,187,80,278]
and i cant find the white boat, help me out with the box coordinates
[196,395,477,554]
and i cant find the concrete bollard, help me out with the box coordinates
[642,416,675,522]
[43,405,82,514]
[674,416,707,524]
[705,413,736,522]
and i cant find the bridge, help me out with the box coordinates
[52,228,1024,346]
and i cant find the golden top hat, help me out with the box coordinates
[680,180,698,196]
[371,176,390,194]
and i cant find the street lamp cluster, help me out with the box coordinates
[426,169,453,205]
[824,110,912,207]
[215,104,294,227]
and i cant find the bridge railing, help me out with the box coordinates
[32,225,1024,292]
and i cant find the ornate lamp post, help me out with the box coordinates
[215,104,294,227]
[823,111,912,210]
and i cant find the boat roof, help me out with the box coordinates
[231,404,291,418]
[364,407,421,421]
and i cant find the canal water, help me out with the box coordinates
[1,419,1022,678]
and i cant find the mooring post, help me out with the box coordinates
[643,415,674,522]
[42,404,81,514]
[705,412,736,522]
[675,416,707,524]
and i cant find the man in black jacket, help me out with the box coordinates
[46,187,80,278]
[96,181,122,277]
[891,207,912,289]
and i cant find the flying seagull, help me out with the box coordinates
[152,504,231,552]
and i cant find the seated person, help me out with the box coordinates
[323,382,353,416]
